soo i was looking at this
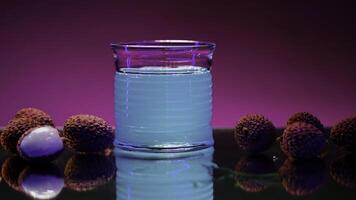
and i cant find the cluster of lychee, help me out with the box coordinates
[234,112,356,159]
[0,107,114,162]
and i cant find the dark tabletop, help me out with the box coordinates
[0,128,355,200]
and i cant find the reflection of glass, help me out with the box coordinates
[115,147,214,200]
[111,40,215,152]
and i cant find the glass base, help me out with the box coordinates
[115,141,214,153]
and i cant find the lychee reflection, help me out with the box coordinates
[330,153,356,189]
[234,155,276,192]
[115,147,214,200]
[1,156,64,199]
[279,158,327,196]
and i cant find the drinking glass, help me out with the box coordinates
[111,40,216,152]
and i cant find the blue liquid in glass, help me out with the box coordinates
[115,66,213,151]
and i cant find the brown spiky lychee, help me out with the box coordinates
[1,118,48,153]
[330,117,356,152]
[234,114,276,153]
[287,112,326,137]
[280,122,326,159]
[15,107,54,127]
[62,115,114,153]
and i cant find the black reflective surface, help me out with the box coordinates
[0,128,355,199]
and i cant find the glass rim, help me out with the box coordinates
[111,40,216,49]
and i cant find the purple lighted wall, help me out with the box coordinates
[0,1,355,127]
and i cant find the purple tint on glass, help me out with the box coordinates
[111,40,215,72]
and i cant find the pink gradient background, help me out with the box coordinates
[1,1,355,127]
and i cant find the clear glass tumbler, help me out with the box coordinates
[111,40,216,152]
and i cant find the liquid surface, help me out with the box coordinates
[115,66,213,149]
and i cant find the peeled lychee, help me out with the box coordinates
[17,126,64,162]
